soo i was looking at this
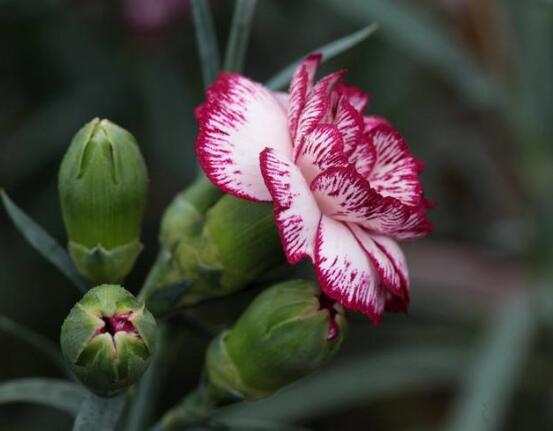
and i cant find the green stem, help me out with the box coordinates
[150,380,219,431]
[73,392,126,431]
[125,324,171,431]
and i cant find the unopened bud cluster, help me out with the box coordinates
[145,184,285,315]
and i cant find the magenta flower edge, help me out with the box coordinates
[195,53,433,324]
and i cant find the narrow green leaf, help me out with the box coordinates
[1,190,88,293]
[73,393,126,431]
[191,0,221,89]
[0,314,70,377]
[223,0,258,72]
[216,345,467,423]
[320,0,505,110]
[0,379,86,415]
[445,294,534,431]
[265,23,379,91]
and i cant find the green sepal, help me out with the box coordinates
[206,331,270,400]
[69,240,143,284]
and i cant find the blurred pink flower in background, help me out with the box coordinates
[122,0,190,33]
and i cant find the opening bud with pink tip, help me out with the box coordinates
[205,280,346,401]
[60,284,156,396]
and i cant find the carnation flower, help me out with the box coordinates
[196,54,432,323]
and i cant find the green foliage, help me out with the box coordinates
[1,190,88,293]
[0,379,86,415]
[0,314,69,377]
[266,23,379,91]
[224,0,258,72]
[191,0,221,89]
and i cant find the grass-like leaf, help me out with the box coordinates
[1,190,88,293]
[216,345,468,423]
[321,0,505,110]
[445,294,534,431]
[265,22,379,91]
[0,314,70,377]
[191,0,221,89]
[73,393,126,431]
[0,379,86,415]
[223,0,258,72]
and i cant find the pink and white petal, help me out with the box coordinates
[260,148,321,263]
[311,167,432,240]
[295,124,349,183]
[334,98,365,154]
[273,91,289,110]
[367,124,423,207]
[349,225,409,301]
[311,166,381,221]
[288,54,322,142]
[294,71,345,154]
[363,115,390,133]
[348,136,376,177]
[196,73,293,202]
[315,216,385,323]
[384,290,409,313]
[336,82,370,113]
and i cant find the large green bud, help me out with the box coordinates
[205,280,346,400]
[144,184,284,315]
[59,118,148,284]
[60,284,156,396]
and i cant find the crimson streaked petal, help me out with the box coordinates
[335,82,370,112]
[260,147,321,263]
[384,290,409,312]
[335,98,365,154]
[311,166,432,240]
[349,225,409,301]
[296,124,349,183]
[196,73,293,202]
[348,136,376,177]
[367,124,423,207]
[288,54,322,142]
[315,216,385,323]
[363,116,390,132]
[294,71,345,154]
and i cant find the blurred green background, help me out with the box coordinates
[1,0,552,430]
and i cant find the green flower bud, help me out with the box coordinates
[145,191,284,315]
[159,177,222,250]
[59,118,148,284]
[205,280,346,400]
[60,284,156,396]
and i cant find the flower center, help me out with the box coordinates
[318,295,340,340]
[99,312,136,336]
